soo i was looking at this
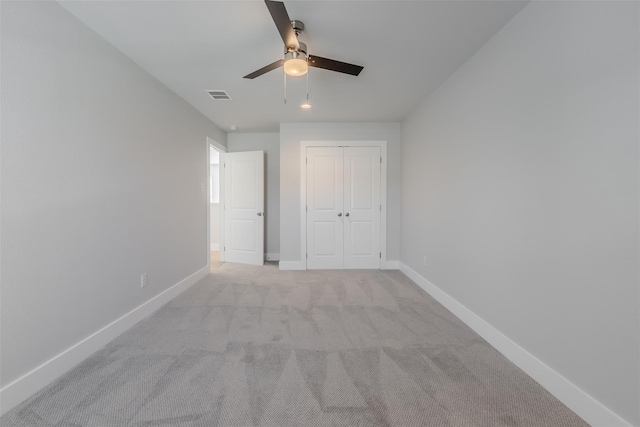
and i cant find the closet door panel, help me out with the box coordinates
[344,147,381,269]
[306,147,344,269]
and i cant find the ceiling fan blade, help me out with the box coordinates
[308,55,363,76]
[265,0,299,51]
[243,59,284,79]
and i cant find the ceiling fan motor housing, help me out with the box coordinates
[291,20,305,37]
[286,19,306,58]
[285,41,307,58]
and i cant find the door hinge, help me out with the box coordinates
[380,157,382,164]
[306,252,308,259]
[379,252,381,258]
[380,204,382,211]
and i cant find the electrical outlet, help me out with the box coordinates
[141,273,148,288]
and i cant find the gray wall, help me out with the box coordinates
[401,1,639,425]
[227,133,280,259]
[279,122,402,265]
[1,1,226,390]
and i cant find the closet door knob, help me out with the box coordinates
[257,212,262,216]
[338,213,342,217]
[345,213,350,217]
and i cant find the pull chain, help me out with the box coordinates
[299,66,311,109]
[306,67,309,102]
[283,72,287,104]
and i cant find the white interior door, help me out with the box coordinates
[224,151,264,265]
[307,147,344,269]
[306,146,380,269]
[344,147,381,269]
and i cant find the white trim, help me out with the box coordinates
[300,140,388,271]
[265,253,280,261]
[218,151,225,262]
[398,262,632,427]
[207,137,226,153]
[210,243,220,251]
[279,261,305,270]
[206,138,211,268]
[381,260,399,270]
[0,266,210,416]
[207,137,226,263]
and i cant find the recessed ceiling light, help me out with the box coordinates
[230,125,237,131]
[300,102,312,110]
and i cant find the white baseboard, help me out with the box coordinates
[278,260,398,271]
[278,261,305,270]
[265,253,280,261]
[398,262,632,427]
[381,260,399,270]
[0,266,210,417]
[210,243,220,251]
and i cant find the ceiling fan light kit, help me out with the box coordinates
[283,58,307,76]
[283,49,308,76]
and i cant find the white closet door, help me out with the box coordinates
[306,146,381,270]
[306,147,344,269]
[344,147,381,269]
[224,151,264,265]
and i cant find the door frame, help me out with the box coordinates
[207,137,226,265]
[300,140,388,270]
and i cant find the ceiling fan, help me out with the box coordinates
[243,0,364,79]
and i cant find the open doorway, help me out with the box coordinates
[207,138,265,269]
[209,144,224,271]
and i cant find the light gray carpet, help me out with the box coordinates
[0,263,588,426]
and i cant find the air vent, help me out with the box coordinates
[206,90,231,100]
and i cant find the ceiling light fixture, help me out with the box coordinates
[242,7,363,80]
[283,41,308,77]
[283,43,311,105]
[283,57,308,76]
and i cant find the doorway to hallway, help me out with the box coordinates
[210,144,224,271]
[207,138,265,270]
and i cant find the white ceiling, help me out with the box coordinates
[58,1,528,133]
